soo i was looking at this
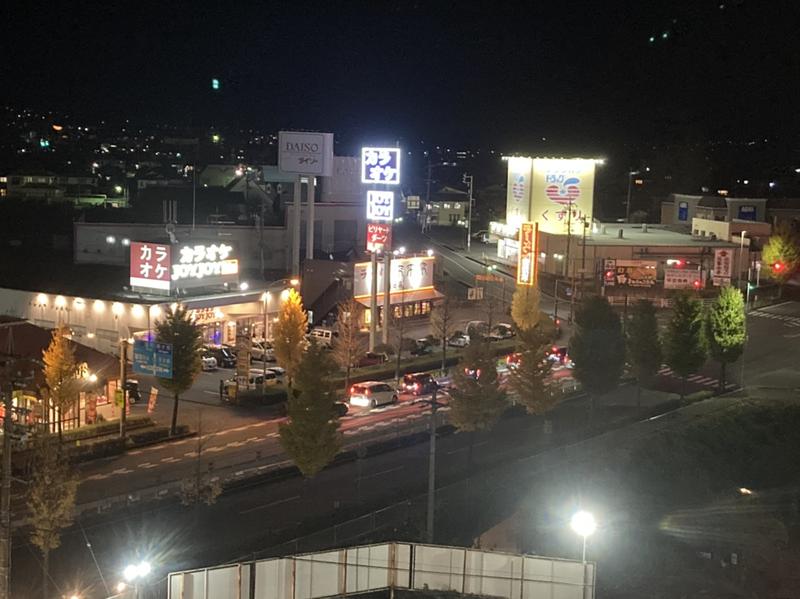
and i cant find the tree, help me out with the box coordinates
[449,340,508,466]
[28,435,78,599]
[155,305,203,435]
[42,325,79,439]
[279,341,341,477]
[511,284,541,331]
[180,411,222,507]
[331,299,367,393]
[273,288,308,387]
[706,286,746,392]
[430,295,458,374]
[664,293,707,398]
[570,296,625,403]
[508,327,557,415]
[627,299,662,407]
[761,222,800,296]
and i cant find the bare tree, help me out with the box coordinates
[430,295,459,374]
[180,411,222,506]
[331,299,367,392]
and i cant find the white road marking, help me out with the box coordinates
[240,495,301,514]
[361,466,403,480]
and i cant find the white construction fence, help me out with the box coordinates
[168,541,595,599]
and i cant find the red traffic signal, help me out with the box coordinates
[604,269,615,280]
[693,279,702,289]
[772,261,785,273]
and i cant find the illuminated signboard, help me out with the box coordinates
[531,158,596,235]
[361,147,400,185]
[505,157,533,227]
[366,223,392,252]
[172,243,239,287]
[130,242,171,290]
[366,190,394,221]
[602,259,657,288]
[278,131,334,176]
[517,222,537,286]
[353,256,434,297]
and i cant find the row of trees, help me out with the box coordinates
[571,286,747,404]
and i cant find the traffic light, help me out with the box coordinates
[604,269,615,282]
[772,261,785,273]
[211,78,220,91]
[693,279,702,290]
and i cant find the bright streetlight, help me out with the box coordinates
[570,510,596,562]
[123,560,151,582]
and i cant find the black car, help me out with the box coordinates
[333,401,349,417]
[123,379,141,403]
[204,345,237,368]
[402,372,437,395]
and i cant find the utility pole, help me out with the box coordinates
[463,173,474,251]
[426,385,439,543]
[369,251,378,351]
[119,339,127,439]
[565,199,574,323]
[382,252,391,345]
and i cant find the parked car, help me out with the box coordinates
[200,351,218,371]
[357,352,389,367]
[466,320,490,339]
[204,344,236,368]
[348,382,398,408]
[266,366,286,383]
[410,338,433,356]
[488,323,515,340]
[402,372,437,395]
[309,327,337,347]
[447,332,470,348]
[247,368,280,387]
[250,340,275,362]
[123,379,141,403]
[471,230,490,243]
[333,401,350,417]
[546,346,572,367]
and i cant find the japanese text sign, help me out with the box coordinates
[130,242,171,291]
[517,222,537,286]
[361,147,400,185]
[366,223,392,252]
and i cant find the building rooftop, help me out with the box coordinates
[585,224,737,247]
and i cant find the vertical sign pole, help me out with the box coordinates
[369,251,378,351]
[306,176,315,260]
[292,174,302,276]
[382,252,391,345]
[119,339,127,439]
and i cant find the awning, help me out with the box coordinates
[355,288,445,308]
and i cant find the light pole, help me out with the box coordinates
[738,230,747,289]
[425,385,446,543]
[625,170,640,222]
[570,510,596,563]
[122,560,151,599]
[463,173,474,251]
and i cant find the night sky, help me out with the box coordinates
[3,1,799,149]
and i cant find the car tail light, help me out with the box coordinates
[365,388,371,395]
[350,386,355,394]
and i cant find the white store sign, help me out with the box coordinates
[366,190,395,222]
[278,131,334,176]
[361,147,400,185]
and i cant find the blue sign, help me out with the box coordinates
[132,340,173,379]
[361,147,400,185]
[678,201,689,221]
[738,205,756,221]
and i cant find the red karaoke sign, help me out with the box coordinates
[366,223,392,252]
[130,242,172,290]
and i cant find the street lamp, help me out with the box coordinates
[625,170,641,222]
[570,510,596,562]
[122,560,151,598]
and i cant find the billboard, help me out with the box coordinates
[664,268,703,289]
[354,256,434,297]
[361,147,401,185]
[531,158,595,235]
[505,157,532,227]
[278,131,334,176]
[602,259,657,288]
[366,190,394,221]
[713,248,732,286]
[517,222,537,286]
[130,242,171,290]
[366,223,392,252]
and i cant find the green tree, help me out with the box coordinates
[273,288,308,386]
[706,286,746,392]
[42,325,79,439]
[761,222,800,296]
[449,340,508,466]
[664,293,707,397]
[510,284,541,331]
[627,299,662,407]
[279,341,341,477]
[429,295,458,374]
[155,305,203,435]
[570,296,625,403]
[331,299,367,393]
[508,327,557,415]
[28,435,78,599]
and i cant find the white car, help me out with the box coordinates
[250,341,275,362]
[200,354,218,371]
[348,382,398,408]
[448,332,470,348]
